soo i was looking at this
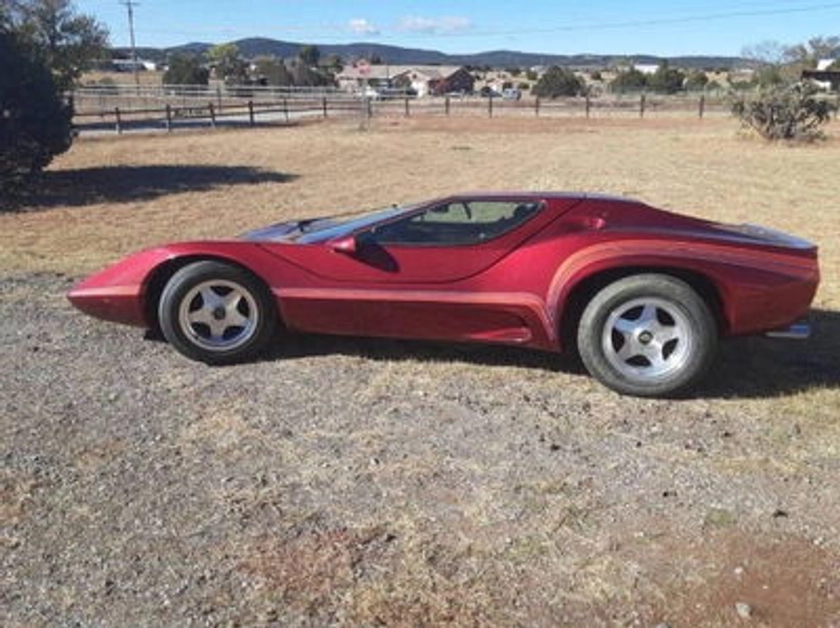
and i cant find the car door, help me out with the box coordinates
[271,197,576,339]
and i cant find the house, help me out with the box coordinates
[634,64,660,75]
[802,59,840,91]
[112,59,158,72]
[336,64,474,97]
[392,66,475,97]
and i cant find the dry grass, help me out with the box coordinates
[3,115,840,624]
[3,116,839,302]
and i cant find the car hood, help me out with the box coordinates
[240,218,337,242]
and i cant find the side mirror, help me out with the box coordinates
[330,235,358,254]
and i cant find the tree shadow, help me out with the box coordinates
[9,165,297,211]
[262,308,840,400]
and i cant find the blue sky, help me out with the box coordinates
[76,0,840,57]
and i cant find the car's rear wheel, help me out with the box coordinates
[577,274,717,397]
[158,261,277,364]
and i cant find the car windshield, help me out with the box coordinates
[295,204,413,243]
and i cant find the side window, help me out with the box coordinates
[369,200,542,246]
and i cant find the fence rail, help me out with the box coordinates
[71,84,737,135]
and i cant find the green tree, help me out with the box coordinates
[753,64,785,88]
[207,43,248,85]
[298,44,321,67]
[610,67,648,93]
[7,0,108,90]
[1,30,73,202]
[163,54,209,86]
[253,55,292,86]
[290,59,333,87]
[684,70,709,91]
[533,66,585,98]
[322,53,343,73]
[648,62,685,94]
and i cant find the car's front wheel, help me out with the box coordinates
[577,274,717,397]
[158,261,277,364]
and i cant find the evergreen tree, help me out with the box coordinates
[8,0,109,90]
[163,54,209,86]
[1,30,73,202]
[533,66,585,98]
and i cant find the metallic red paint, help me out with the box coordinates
[67,193,819,353]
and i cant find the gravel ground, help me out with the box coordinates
[2,271,840,626]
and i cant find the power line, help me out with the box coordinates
[396,2,840,38]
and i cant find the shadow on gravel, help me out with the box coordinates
[266,333,586,374]
[261,308,840,400]
[9,165,297,210]
[699,308,840,400]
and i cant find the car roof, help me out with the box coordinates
[431,191,633,204]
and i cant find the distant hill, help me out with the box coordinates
[113,38,743,70]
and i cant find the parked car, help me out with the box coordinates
[68,192,819,397]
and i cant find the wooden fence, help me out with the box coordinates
[71,87,734,135]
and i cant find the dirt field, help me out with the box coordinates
[2,116,840,626]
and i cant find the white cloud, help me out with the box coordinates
[348,18,380,36]
[397,15,472,35]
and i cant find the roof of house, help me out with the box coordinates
[337,65,467,81]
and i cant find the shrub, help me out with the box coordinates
[533,66,585,98]
[731,81,837,141]
[163,54,209,86]
[1,30,73,202]
[684,71,709,92]
[610,67,648,93]
[648,63,686,94]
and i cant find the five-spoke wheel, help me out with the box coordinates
[577,274,717,397]
[159,261,277,364]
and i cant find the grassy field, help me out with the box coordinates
[2,116,839,288]
[3,115,840,624]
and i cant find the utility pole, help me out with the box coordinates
[120,0,140,89]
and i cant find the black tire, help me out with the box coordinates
[576,274,717,397]
[158,261,277,364]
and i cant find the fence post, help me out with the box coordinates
[114,107,122,134]
[445,95,450,116]
[404,97,410,117]
[585,94,591,118]
[322,96,328,118]
[640,93,646,118]
[208,102,216,128]
[366,97,373,120]
[535,97,540,117]
[488,94,494,118]
[698,94,705,119]
[216,86,222,110]
[165,104,172,132]
[283,98,289,123]
[248,100,255,126]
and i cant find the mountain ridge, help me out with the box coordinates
[115,37,744,70]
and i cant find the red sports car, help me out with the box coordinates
[68,193,819,397]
